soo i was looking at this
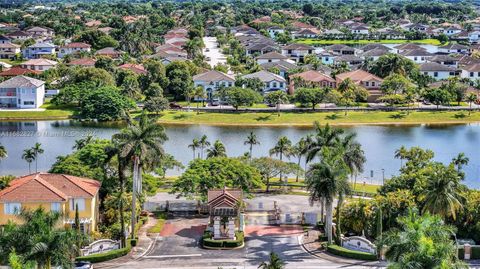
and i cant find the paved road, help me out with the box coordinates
[203,36,227,68]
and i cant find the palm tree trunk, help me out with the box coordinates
[279,152,283,182]
[326,200,333,244]
[320,197,325,223]
[35,158,38,173]
[249,144,253,159]
[192,149,195,160]
[296,156,301,182]
[353,174,357,197]
[335,194,344,245]
[266,177,270,193]
[28,162,31,174]
[118,158,126,248]
[131,157,139,240]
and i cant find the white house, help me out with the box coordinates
[21,58,58,72]
[241,70,286,94]
[281,43,314,63]
[0,42,20,59]
[445,27,462,36]
[419,62,460,81]
[192,70,235,101]
[461,63,480,81]
[0,75,45,109]
[400,49,433,63]
[438,44,469,54]
[469,31,480,43]
[255,51,291,64]
[267,26,285,39]
[22,42,56,59]
[57,42,91,58]
[350,25,369,35]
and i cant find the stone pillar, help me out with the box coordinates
[239,214,245,232]
[464,244,471,260]
[213,217,221,239]
[228,217,235,239]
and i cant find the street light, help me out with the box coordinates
[382,168,385,185]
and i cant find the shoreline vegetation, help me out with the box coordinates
[295,38,443,45]
[2,110,480,126]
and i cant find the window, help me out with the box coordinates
[4,203,21,215]
[371,82,376,87]
[23,101,34,105]
[471,72,474,77]
[280,82,284,87]
[414,57,418,61]
[39,66,43,71]
[70,198,85,211]
[449,72,455,76]
[365,81,370,86]
[434,72,438,77]
[51,202,61,212]
[31,89,35,94]
[272,82,277,88]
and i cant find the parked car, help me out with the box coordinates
[205,48,210,52]
[74,261,93,269]
[169,102,183,109]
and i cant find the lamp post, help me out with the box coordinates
[381,168,385,185]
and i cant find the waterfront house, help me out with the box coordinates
[336,69,383,101]
[438,44,469,54]
[0,75,45,108]
[419,62,460,80]
[193,70,235,101]
[400,49,433,63]
[22,42,55,59]
[21,58,58,72]
[394,43,426,53]
[242,70,287,94]
[0,173,101,233]
[281,43,315,63]
[289,70,336,93]
[461,63,480,81]
[359,44,391,53]
[57,42,91,58]
[255,51,290,64]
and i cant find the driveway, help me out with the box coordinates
[203,36,227,68]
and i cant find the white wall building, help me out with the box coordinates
[192,70,235,101]
[241,70,287,94]
[0,76,45,109]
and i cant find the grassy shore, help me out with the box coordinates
[0,103,76,120]
[156,110,480,127]
[296,38,442,46]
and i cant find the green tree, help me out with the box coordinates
[188,138,200,159]
[244,132,260,159]
[199,135,210,159]
[250,157,298,192]
[336,78,368,115]
[383,210,466,269]
[166,61,194,100]
[295,87,327,110]
[264,91,289,116]
[466,92,477,115]
[452,152,469,172]
[22,148,35,174]
[0,142,7,163]
[269,136,294,182]
[223,87,262,110]
[369,53,419,79]
[207,140,227,158]
[81,86,135,121]
[423,86,452,109]
[258,252,285,269]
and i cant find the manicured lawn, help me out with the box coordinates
[295,39,443,46]
[0,103,76,120]
[156,110,480,126]
[147,212,166,234]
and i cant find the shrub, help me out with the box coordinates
[326,244,377,261]
[203,238,224,248]
[76,239,133,263]
[130,239,137,247]
[318,235,328,242]
[202,231,244,248]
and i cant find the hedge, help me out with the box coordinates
[76,239,133,263]
[326,244,378,261]
[202,231,244,248]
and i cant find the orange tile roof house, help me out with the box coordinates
[95,47,123,59]
[0,173,101,233]
[336,69,384,101]
[68,58,97,67]
[118,63,147,75]
[21,58,58,72]
[289,70,336,94]
[58,42,91,58]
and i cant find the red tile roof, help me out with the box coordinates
[63,42,91,49]
[0,67,40,77]
[69,58,96,66]
[118,63,147,74]
[0,173,101,203]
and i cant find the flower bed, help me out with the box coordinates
[326,244,378,261]
[202,230,244,249]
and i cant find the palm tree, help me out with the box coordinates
[305,161,347,244]
[244,132,260,159]
[341,133,366,190]
[72,135,94,150]
[466,92,477,115]
[269,136,293,182]
[32,143,44,173]
[258,252,285,269]
[293,137,311,182]
[452,152,469,172]
[306,122,344,163]
[199,135,210,159]
[112,113,168,239]
[188,138,200,159]
[0,143,7,162]
[422,166,464,220]
[394,146,408,168]
[336,78,358,115]
[194,86,206,114]
[22,149,35,174]
[207,140,227,158]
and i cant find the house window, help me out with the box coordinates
[414,57,418,61]
[31,89,35,94]
[365,81,370,86]
[371,82,376,87]
[39,66,43,71]
[51,202,61,212]
[272,82,277,88]
[449,72,455,76]
[228,82,232,87]
[434,72,438,77]
[70,198,85,211]
[288,50,292,54]
[470,72,474,77]
[280,82,284,87]
[23,101,34,105]
[4,203,21,215]
[421,57,425,61]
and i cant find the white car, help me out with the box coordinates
[74,261,93,269]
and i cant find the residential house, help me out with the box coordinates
[255,51,290,64]
[0,75,45,108]
[0,35,11,44]
[293,28,321,39]
[376,28,405,39]
[438,44,469,54]
[95,47,123,58]
[461,63,480,81]
[0,67,40,78]
[321,29,345,39]
[334,55,364,67]
[427,55,459,67]
[155,43,188,58]
[267,26,285,39]
[193,70,235,101]
[118,63,147,75]
[68,58,96,67]
[57,42,91,58]
[259,60,298,79]
[21,58,58,72]
[281,44,315,63]
[458,55,480,67]
[159,56,187,66]
[445,27,462,36]
[394,43,426,53]
[402,23,428,32]
[360,48,390,61]
[242,70,287,94]
[400,49,433,63]
[289,70,336,94]
[350,25,369,35]
[0,173,101,233]
[469,31,480,43]
[324,44,355,55]
[359,43,391,53]
[419,62,460,80]
[336,69,383,101]
[319,51,335,65]
[0,42,20,59]
[6,30,32,41]
[25,26,54,39]
[22,42,55,59]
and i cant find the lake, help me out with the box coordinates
[0,120,479,189]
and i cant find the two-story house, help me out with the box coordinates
[324,44,355,55]
[21,58,58,72]
[22,42,56,59]
[289,70,336,94]
[400,49,433,63]
[336,69,383,102]
[281,43,314,63]
[0,42,20,59]
[193,70,235,101]
[25,26,55,40]
[0,173,101,233]
[242,70,287,94]
[461,64,480,81]
[0,75,45,108]
[57,42,91,58]
[438,44,469,54]
[255,51,290,64]
[419,62,460,81]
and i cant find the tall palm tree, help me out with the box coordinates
[199,135,210,159]
[207,140,227,158]
[193,86,206,114]
[422,166,464,220]
[244,132,260,159]
[22,149,35,174]
[466,92,477,115]
[0,143,7,162]
[112,113,168,239]
[269,136,293,182]
[306,122,344,163]
[452,152,469,172]
[188,138,200,160]
[305,161,347,244]
[32,143,44,173]
[394,146,408,168]
[341,133,366,190]
[293,137,311,182]
[258,252,285,269]
[72,135,94,150]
